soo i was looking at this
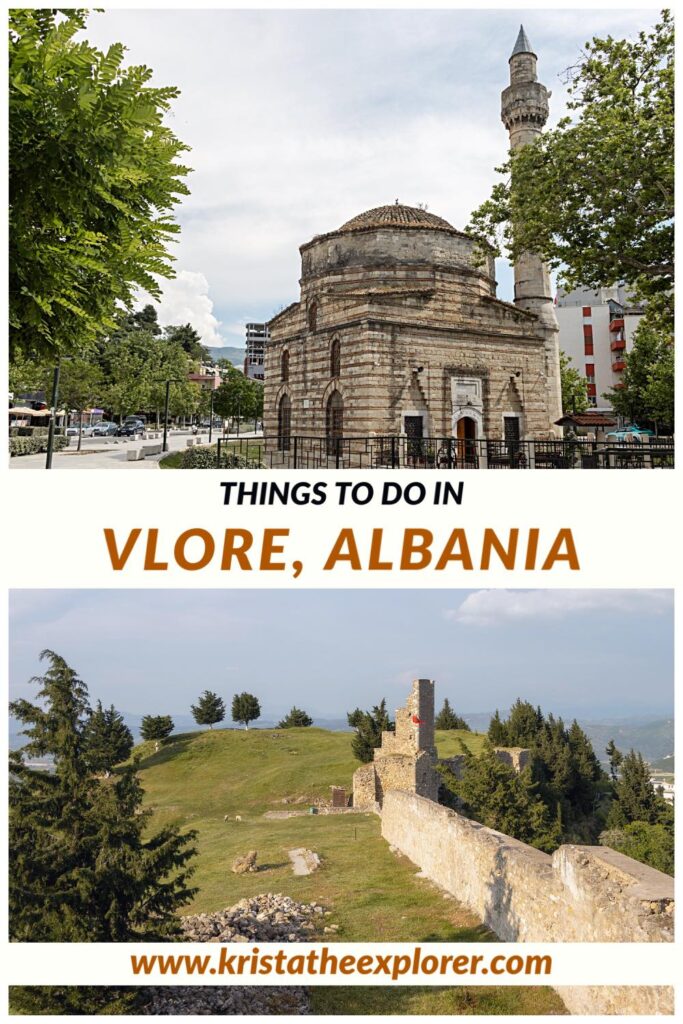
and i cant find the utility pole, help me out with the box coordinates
[45,363,61,470]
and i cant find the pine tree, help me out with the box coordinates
[606,739,624,782]
[435,698,471,731]
[607,749,665,827]
[191,690,226,729]
[140,714,174,743]
[348,699,394,763]
[277,706,313,728]
[82,700,134,775]
[231,692,261,729]
[9,651,197,1014]
[438,743,560,852]
[487,709,507,744]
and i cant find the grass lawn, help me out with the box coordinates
[132,728,565,1015]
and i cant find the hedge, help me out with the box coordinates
[180,445,255,469]
[9,435,70,457]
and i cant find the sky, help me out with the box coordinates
[9,589,673,722]
[80,7,658,350]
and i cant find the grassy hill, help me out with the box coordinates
[134,727,564,1015]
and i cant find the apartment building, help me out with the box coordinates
[556,286,644,412]
[245,322,269,381]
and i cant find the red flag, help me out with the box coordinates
[412,714,425,724]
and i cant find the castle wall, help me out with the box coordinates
[381,790,674,1015]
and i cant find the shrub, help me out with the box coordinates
[180,445,254,469]
[9,434,69,457]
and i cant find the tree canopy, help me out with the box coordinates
[82,700,134,775]
[468,12,674,330]
[277,706,314,729]
[191,690,226,729]
[231,692,261,729]
[9,651,196,1013]
[347,699,394,763]
[9,9,191,361]
[559,351,589,415]
[140,714,174,743]
[435,698,471,731]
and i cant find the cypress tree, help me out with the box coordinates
[348,699,394,763]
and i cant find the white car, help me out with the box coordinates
[66,424,94,437]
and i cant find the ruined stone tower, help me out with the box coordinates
[501,26,562,429]
[352,680,438,809]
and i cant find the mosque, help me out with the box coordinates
[263,28,562,455]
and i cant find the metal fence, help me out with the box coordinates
[215,435,674,470]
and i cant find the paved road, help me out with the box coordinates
[9,430,263,470]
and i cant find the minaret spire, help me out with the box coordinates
[511,25,534,58]
[501,27,562,431]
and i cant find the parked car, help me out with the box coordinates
[117,420,145,436]
[124,415,147,425]
[92,421,118,436]
[66,424,94,437]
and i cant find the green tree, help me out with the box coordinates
[487,709,507,745]
[559,351,589,415]
[468,12,674,331]
[604,312,674,430]
[348,699,394,764]
[166,323,209,362]
[231,692,261,729]
[438,743,561,852]
[600,821,674,875]
[435,698,471,731]
[9,10,191,362]
[82,700,134,776]
[278,706,314,728]
[606,739,624,782]
[190,690,226,729]
[213,366,263,429]
[140,714,174,744]
[606,748,668,827]
[9,651,196,1014]
[58,357,104,450]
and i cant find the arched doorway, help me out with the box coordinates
[277,394,291,451]
[326,390,343,456]
[456,415,477,465]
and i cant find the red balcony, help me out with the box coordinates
[610,338,626,352]
[612,359,626,372]
[609,317,624,333]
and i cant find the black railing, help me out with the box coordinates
[213,435,674,470]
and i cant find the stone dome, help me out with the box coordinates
[337,203,456,233]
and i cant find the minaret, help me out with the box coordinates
[501,26,562,431]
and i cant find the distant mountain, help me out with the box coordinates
[207,346,245,367]
[649,754,674,773]
[578,718,674,766]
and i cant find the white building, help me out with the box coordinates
[244,322,268,381]
[556,286,644,413]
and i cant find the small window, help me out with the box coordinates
[281,350,289,382]
[330,338,340,379]
[308,301,318,332]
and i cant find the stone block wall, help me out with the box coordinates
[381,790,674,1015]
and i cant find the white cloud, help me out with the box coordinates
[82,9,658,328]
[152,270,225,348]
[446,590,673,627]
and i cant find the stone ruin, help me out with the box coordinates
[350,679,674,1016]
[352,678,529,809]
